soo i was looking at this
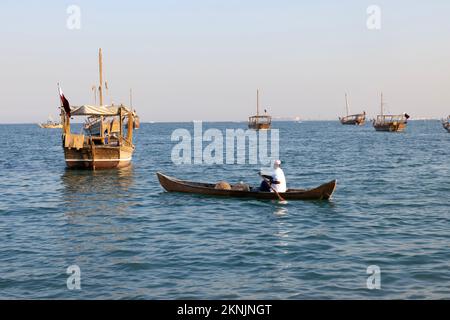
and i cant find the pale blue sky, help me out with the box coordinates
[1,0,450,122]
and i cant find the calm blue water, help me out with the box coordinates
[0,121,449,299]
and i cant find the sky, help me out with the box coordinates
[1,0,450,123]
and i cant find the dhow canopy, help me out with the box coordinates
[69,105,131,116]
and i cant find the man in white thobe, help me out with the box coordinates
[260,160,287,193]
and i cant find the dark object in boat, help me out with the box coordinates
[156,172,337,201]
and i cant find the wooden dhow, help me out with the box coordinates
[373,93,409,132]
[248,89,272,130]
[59,49,138,170]
[339,93,366,125]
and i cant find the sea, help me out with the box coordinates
[0,120,449,299]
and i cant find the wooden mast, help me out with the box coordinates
[98,48,104,140]
[99,48,104,106]
[345,93,349,116]
[119,107,123,146]
[256,89,259,117]
[380,92,384,116]
[130,88,133,108]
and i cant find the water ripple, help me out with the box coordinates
[0,122,449,299]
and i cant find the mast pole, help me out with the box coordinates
[99,48,103,106]
[99,48,104,140]
[345,93,349,116]
[130,88,133,108]
[257,89,259,117]
[381,92,383,116]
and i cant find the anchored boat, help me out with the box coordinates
[442,116,450,132]
[339,93,366,125]
[38,116,62,129]
[59,49,138,170]
[248,89,271,130]
[373,93,409,132]
[156,172,337,201]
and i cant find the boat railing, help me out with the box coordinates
[248,115,272,125]
[375,115,407,124]
[342,114,363,121]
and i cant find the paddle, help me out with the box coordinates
[258,173,286,202]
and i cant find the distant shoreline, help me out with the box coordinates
[0,119,443,125]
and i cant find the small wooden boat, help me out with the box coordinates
[373,93,409,132]
[156,172,337,201]
[442,116,450,132]
[248,90,271,130]
[339,94,366,125]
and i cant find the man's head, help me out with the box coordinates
[273,159,281,169]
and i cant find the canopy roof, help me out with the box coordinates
[69,105,131,116]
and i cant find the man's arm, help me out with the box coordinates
[259,173,274,182]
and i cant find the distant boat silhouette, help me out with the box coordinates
[338,93,366,125]
[38,115,62,129]
[248,89,271,130]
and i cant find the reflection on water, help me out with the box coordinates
[273,206,289,216]
[61,166,134,193]
[59,166,139,269]
[61,166,135,217]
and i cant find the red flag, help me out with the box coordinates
[58,84,71,117]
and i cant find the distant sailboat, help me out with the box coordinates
[339,93,366,125]
[248,89,272,130]
[373,93,409,132]
[38,115,62,129]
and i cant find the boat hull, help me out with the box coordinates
[443,122,450,133]
[64,145,133,169]
[339,114,366,126]
[248,123,271,130]
[156,172,337,201]
[373,122,407,132]
[340,119,365,126]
